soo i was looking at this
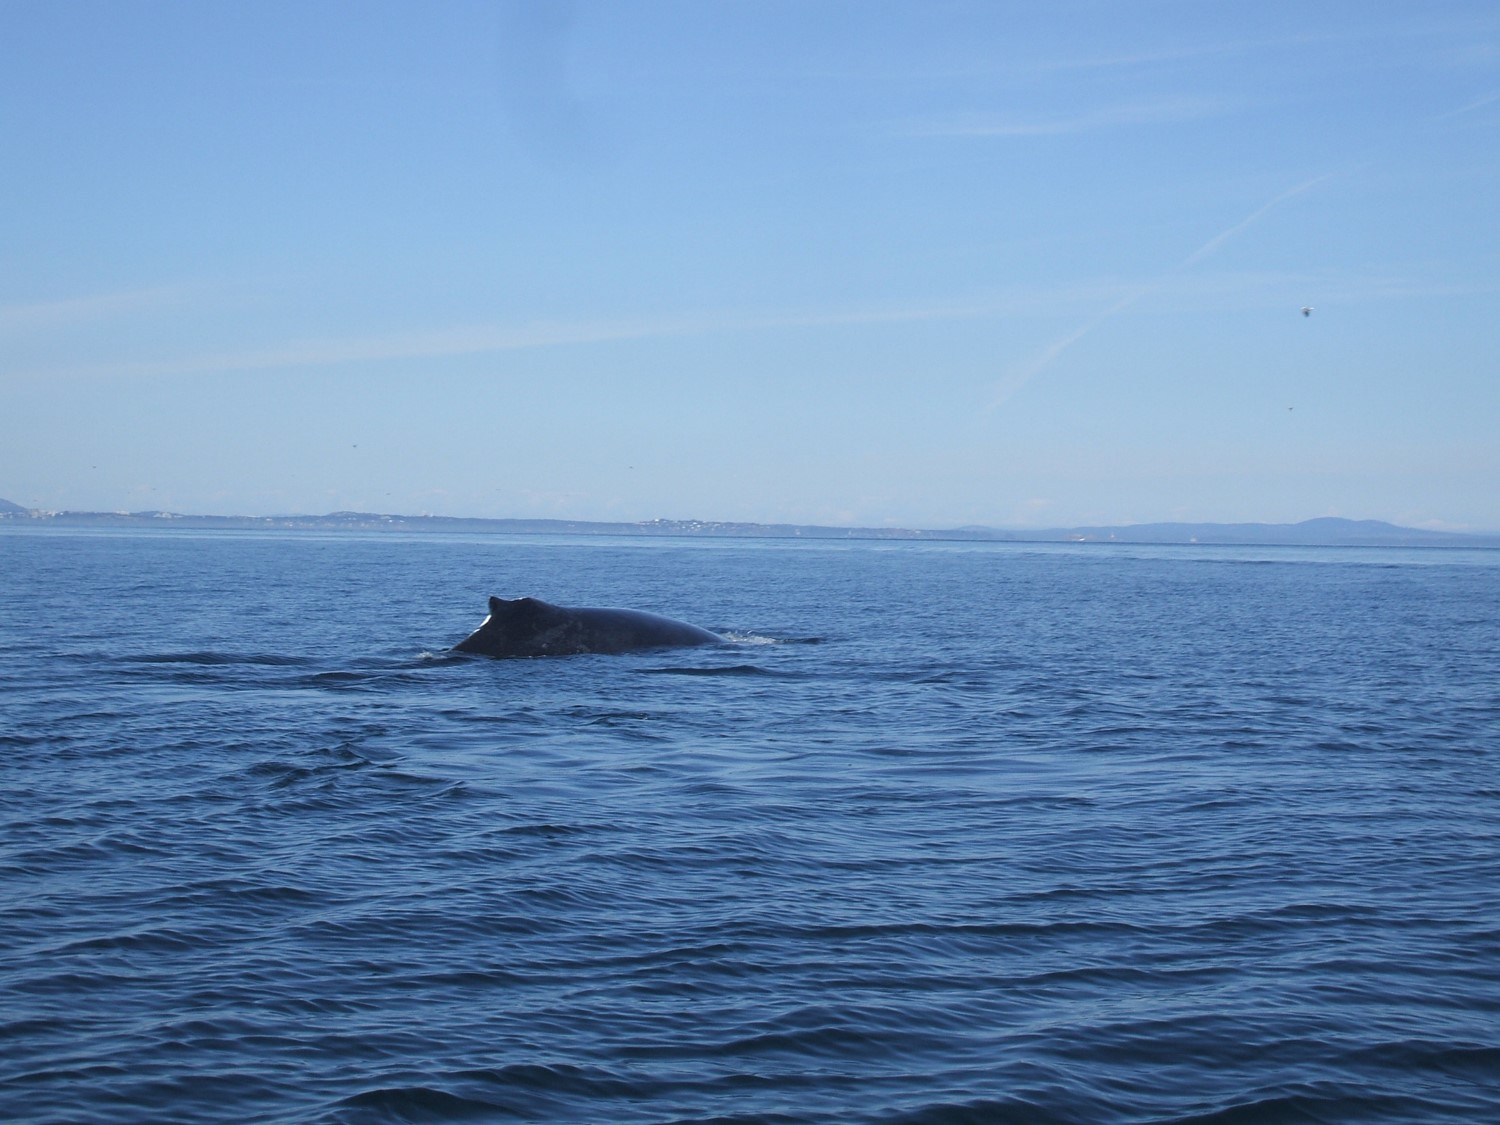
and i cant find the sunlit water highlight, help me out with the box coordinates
[3,528,1498,1123]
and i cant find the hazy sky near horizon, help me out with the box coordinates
[3,0,1498,529]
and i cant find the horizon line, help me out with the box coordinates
[2,502,1493,541]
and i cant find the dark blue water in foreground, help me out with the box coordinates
[3,528,1499,1124]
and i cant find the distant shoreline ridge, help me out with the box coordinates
[1,499,1494,548]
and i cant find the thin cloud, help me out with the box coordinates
[9,318,684,381]
[0,286,197,335]
[997,21,1453,79]
[903,96,1229,138]
[1015,37,1311,75]
[9,263,1462,385]
[819,27,1357,86]
[6,301,1005,382]
[1434,89,1500,120]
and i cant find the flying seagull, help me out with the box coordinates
[1301,306,1313,317]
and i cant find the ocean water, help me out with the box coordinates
[2,527,1498,1124]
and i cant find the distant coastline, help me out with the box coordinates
[2,498,1495,548]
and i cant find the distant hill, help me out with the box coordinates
[2,502,1496,547]
[1030,517,1487,547]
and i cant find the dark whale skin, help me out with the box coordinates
[453,596,722,658]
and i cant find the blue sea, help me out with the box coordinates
[3,527,1499,1124]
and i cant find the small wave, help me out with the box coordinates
[302,671,371,685]
[1159,1088,1439,1125]
[56,926,204,956]
[245,755,374,791]
[721,632,825,646]
[335,1064,643,1120]
[292,670,419,692]
[124,651,312,666]
[885,1095,1070,1125]
[642,664,792,677]
[579,709,660,725]
[335,1085,506,1120]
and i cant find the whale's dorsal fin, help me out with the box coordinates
[487,595,562,619]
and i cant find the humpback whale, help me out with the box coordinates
[453,596,721,658]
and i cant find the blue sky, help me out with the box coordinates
[3,1,1497,529]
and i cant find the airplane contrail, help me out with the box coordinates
[992,72,1500,413]
[988,171,1333,410]
[1176,173,1333,270]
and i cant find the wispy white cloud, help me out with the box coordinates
[8,262,1471,385]
[7,287,1131,382]
[0,286,198,335]
[818,27,1357,86]
[7,318,678,381]
[1015,38,1306,75]
[1009,18,1490,79]
[902,96,1230,138]
[1434,89,1500,121]
[6,301,1003,382]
